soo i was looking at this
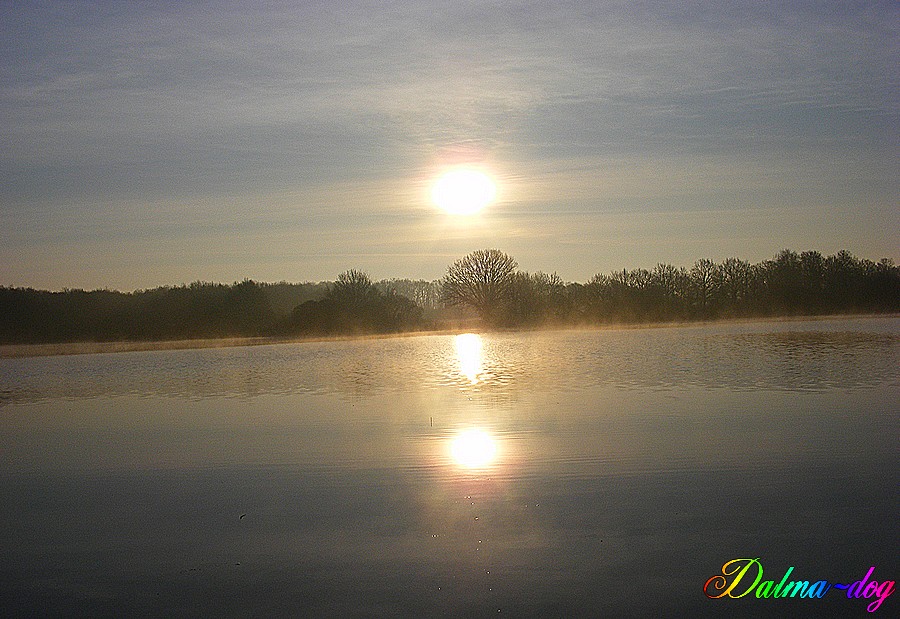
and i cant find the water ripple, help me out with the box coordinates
[0,316,896,405]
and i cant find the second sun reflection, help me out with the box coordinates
[450,428,498,469]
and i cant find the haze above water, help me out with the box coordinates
[1,317,897,617]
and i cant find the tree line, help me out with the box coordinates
[0,248,897,344]
[441,249,899,327]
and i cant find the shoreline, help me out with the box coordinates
[0,313,895,359]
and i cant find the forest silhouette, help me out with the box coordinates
[1,249,898,345]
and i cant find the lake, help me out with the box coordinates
[1,316,897,617]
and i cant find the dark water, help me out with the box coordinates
[1,317,897,617]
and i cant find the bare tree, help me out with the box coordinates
[690,258,718,316]
[717,257,753,313]
[440,249,518,323]
[328,269,375,309]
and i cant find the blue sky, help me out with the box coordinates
[2,1,897,290]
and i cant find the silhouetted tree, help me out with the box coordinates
[375,279,442,311]
[503,271,565,326]
[440,249,518,325]
[376,291,423,331]
[823,250,864,311]
[761,249,803,314]
[650,263,690,319]
[287,270,423,335]
[328,269,376,309]
[717,257,753,316]
[689,258,718,317]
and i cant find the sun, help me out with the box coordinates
[431,168,497,215]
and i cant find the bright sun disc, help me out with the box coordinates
[432,169,496,215]
[450,429,498,468]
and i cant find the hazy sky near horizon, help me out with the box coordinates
[2,1,897,291]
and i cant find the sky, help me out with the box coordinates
[1,0,897,291]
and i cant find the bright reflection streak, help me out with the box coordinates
[450,429,498,468]
[455,333,483,384]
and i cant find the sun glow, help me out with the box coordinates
[450,429,498,468]
[431,169,496,215]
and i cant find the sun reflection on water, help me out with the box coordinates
[455,333,483,384]
[450,428,498,469]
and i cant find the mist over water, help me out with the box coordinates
[0,316,897,617]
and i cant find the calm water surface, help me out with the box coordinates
[1,317,897,617]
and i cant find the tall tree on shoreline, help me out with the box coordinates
[328,269,376,310]
[440,249,518,325]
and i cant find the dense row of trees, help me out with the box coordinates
[0,281,325,344]
[284,269,422,336]
[0,249,897,344]
[440,249,900,326]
